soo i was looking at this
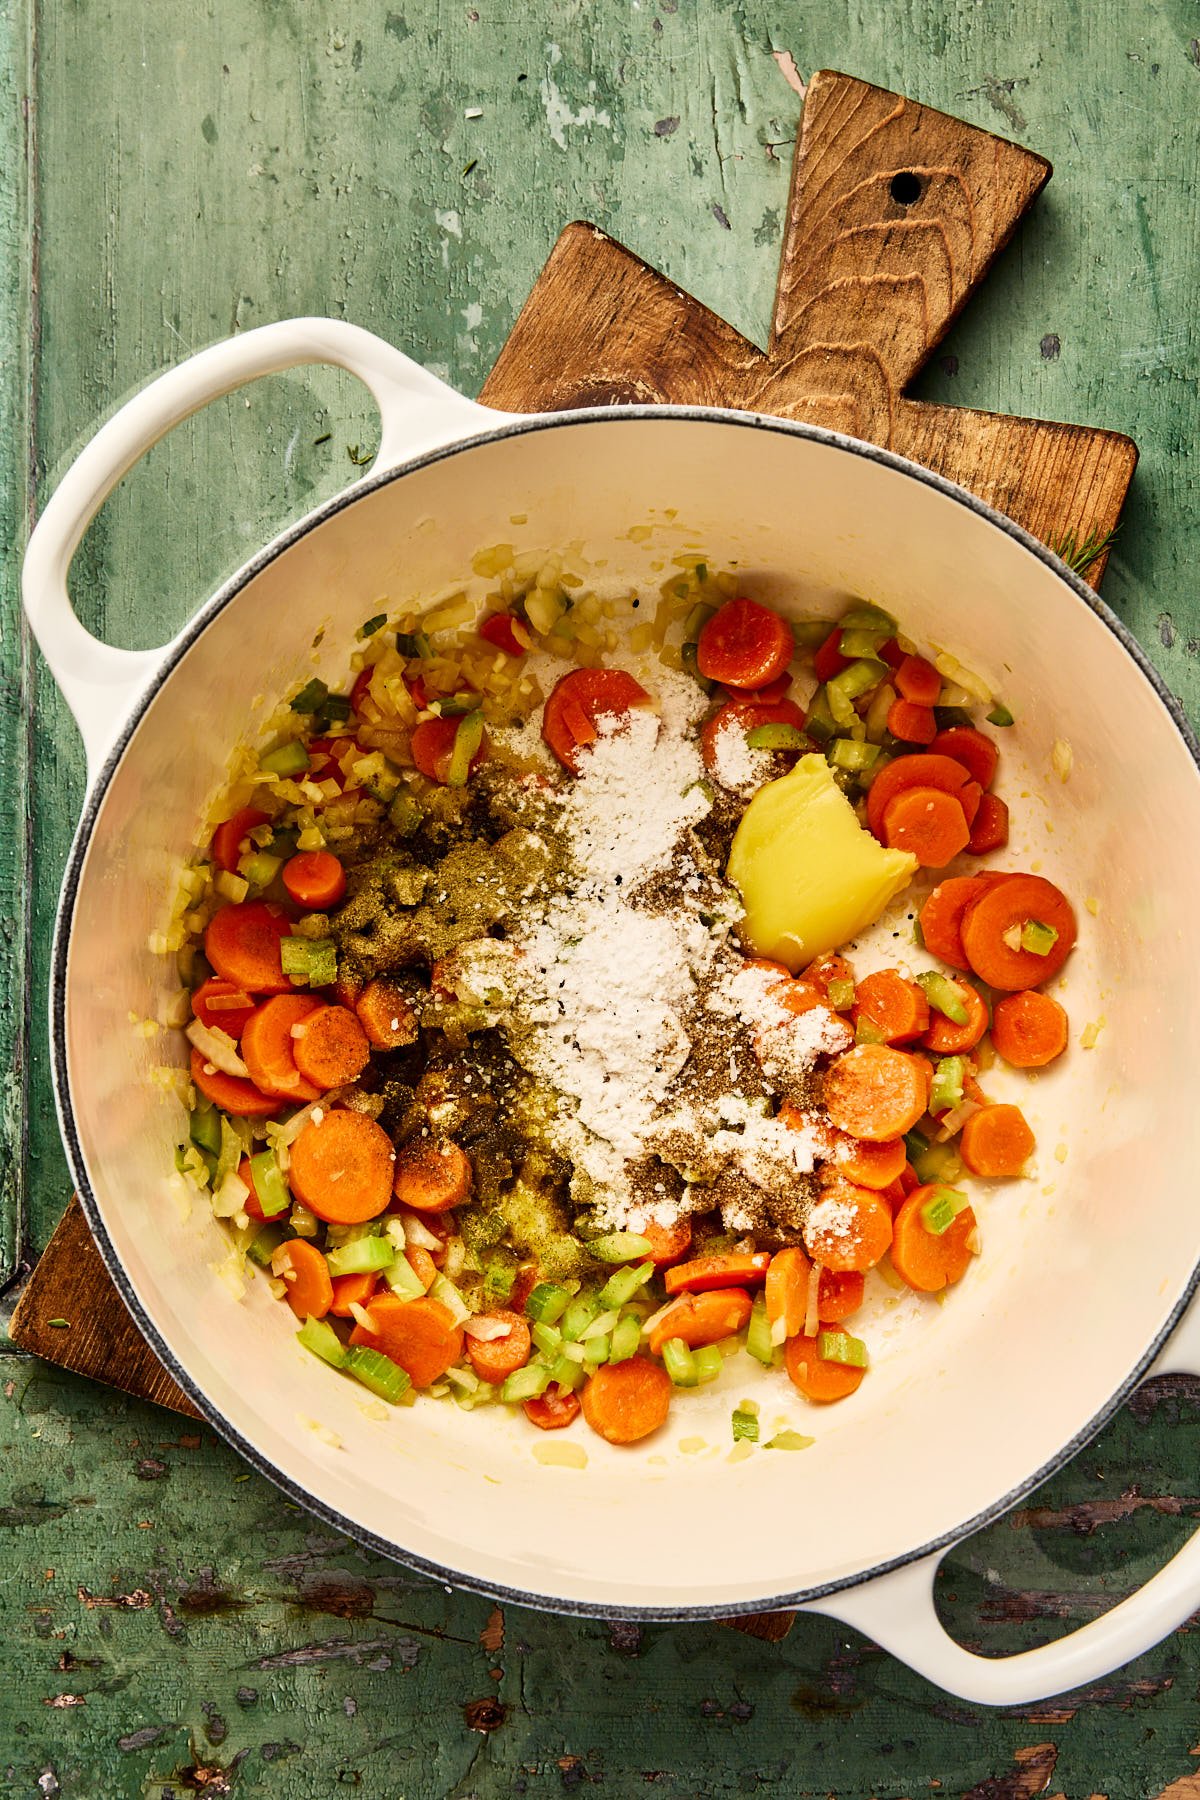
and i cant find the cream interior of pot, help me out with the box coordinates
[60,415,1200,1612]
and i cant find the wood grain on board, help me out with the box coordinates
[10,70,1139,1645]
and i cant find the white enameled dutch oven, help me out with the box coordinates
[22,319,1200,1703]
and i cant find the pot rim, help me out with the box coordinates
[49,402,1200,1620]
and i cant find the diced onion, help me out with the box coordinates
[348,1301,376,1330]
[445,1365,480,1392]
[1052,737,1073,782]
[185,1019,250,1079]
[399,1210,443,1251]
[936,1099,983,1141]
[769,1316,788,1348]
[804,1262,822,1341]
[443,1236,466,1281]
[464,1316,513,1342]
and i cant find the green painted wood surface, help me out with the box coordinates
[4,0,1200,1793]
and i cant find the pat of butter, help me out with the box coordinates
[727,755,916,971]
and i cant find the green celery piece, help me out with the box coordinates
[525,1282,571,1325]
[680,641,714,693]
[260,740,311,777]
[693,1345,723,1384]
[500,1362,552,1403]
[662,1337,698,1387]
[396,630,433,657]
[731,1405,759,1442]
[683,600,716,640]
[904,1128,930,1161]
[560,1292,601,1343]
[291,677,330,715]
[912,1139,963,1185]
[929,1055,966,1115]
[804,685,837,744]
[548,1354,587,1392]
[987,702,1015,727]
[598,1261,654,1310]
[917,970,970,1026]
[745,723,808,751]
[247,1222,287,1267]
[828,737,880,772]
[817,1330,868,1369]
[1021,919,1059,955]
[766,1430,815,1451]
[326,1236,395,1277]
[582,1333,610,1366]
[838,627,888,659]
[248,1148,291,1220]
[358,612,388,638]
[855,1018,886,1046]
[483,1258,516,1303]
[446,709,485,787]
[296,1318,348,1368]
[189,1104,221,1157]
[608,1315,642,1365]
[384,1255,426,1300]
[439,690,483,716]
[793,617,835,647]
[920,1187,970,1236]
[745,1296,774,1367]
[826,977,856,1011]
[839,602,897,633]
[530,1321,562,1358]
[589,1231,654,1264]
[240,851,283,891]
[344,1346,411,1404]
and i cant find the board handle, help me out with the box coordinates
[22,318,501,776]
[804,1293,1200,1704]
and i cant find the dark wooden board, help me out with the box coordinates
[10,69,1139,1644]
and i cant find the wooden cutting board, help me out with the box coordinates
[11,70,1137,1642]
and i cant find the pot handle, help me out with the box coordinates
[22,317,505,773]
[802,1292,1200,1705]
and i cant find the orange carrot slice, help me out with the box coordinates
[785,1331,865,1403]
[639,1216,694,1266]
[329,1270,381,1317]
[581,1358,672,1444]
[918,873,1011,970]
[866,752,981,837]
[852,970,930,1045]
[288,1110,395,1223]
[662,1251,771,1295]
[541,668,651,773]
[205,901,294,994]
[523,1389,582,1430]
[393,1138,472,1213]
[886,698,937,745]
[240,994,323,1102]
[190,977,257,1040]
[646,1288,752,1355]
[921,980,989,1055]
[830,1133,907,1190]
[804,1179,893,1273]
[696,597,794,689]
[349,1294,464,1388]
[188,1047,280,1119]
[282,850,347,909]
[894,653,941,707]
[992,991,1068,1068]
[291,1004,371,1090]
[891,1185,977,1291]
[881,785,971,867]
[211,807,269,874]
[967,792,1009,854]
[355,979,419,1049]
[931,725,999,789]
[822,1044,928,1142]
[959,875,1077,990]
[959,1104,1036,1176]
[279,1239,334,1320]
[465,1311,532,1383]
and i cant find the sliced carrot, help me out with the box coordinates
[190,977,257,1041]
[393,1138,472,1212]
[959,1103,1036,1177]
[967,792,1009,854]
[886,698,937,745]
[822,1043,928,1142]
[288,1110,395,1223]
[852,969,930,1045]
[640,1216,693,1266]
[466,1311,532,1383]
[406,1246,438,1291]
[921,980,989,1054]
[866,752,982,837]
[721,672,792,705]
[188,1046,280,1119]
[479,612,531,658]
[764,1247,809,1339]
[279,1239,334,1320]
[580,1357,672,1445]
[882,785,972,867]
[813,627,850,683]
[329,1270,381,1317]
[240,995,323,1102]
[349,1294,464,1388]
[891,1185,977,1292]
[355,979,419,1049]
[894,653,941,707]
[291,1004,372,1090]
[830,1133,907,1190]
[818,1269,866,1322]
[805,1178,893,1273]
[350,667,377,720]
[523,1388,582,1430]
[541,668,651,774]
[992,991,1069,1068]
[785,1330,865,1403]
[918,873,1010,969]
[931,725,999,790]
[959,874,1077,989]
[647,1288,752,1355]
[282,850,347,910]
[663,1251,771,1295]
[410,715,488,785]
[211,807,269,874]
[700,697,807,782]
[205,901,294,994]
[696,597,793,689]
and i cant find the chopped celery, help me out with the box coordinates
[745,1296,775,1367]
[804,685,837,744]
[987,702,1015,728]
[745,723,808,751]
[280,936,337,986]
[839,601,897,633]
[693,1345,723,1384]
[213,1115,243,1194]
[680,641,715,693]
[291,677,330,715]
[384,1254,427,1300]
[838,627,888,659]
[608,1315,642,1364]
[248,1147,291,1220]
[446,709,485,787]
[828,737,880,772]
[588,1231,653,1264]
[260,740,311,777]
[917,971,970,1026]
[326,1236,395,1276]
[1021,919,1059,956]
[598,1261,654,1310]
[731,1403,759,1442]
[247,1221,287,1267]
[439,690,483,716]
[388,790,424,837]
[396,630,433,658]
[525,1282,571,1325]
[912,1139,963,1185]
[904,1128,930,1162]
[920,1187,970,1236]
[827,658,887,723]
[858,751,893,790]
[683,600,716,640]
[560,1292,601,1342]
[530,1321,563,1357]
[296,1317,349,1368]
[318,695,353,726]
[855,1018,885,1046]
[864,681,896,743]
[929,1055,966,1115]
[582,1333,610,1366]
[359,612,388,638]
[766,1430,815,1451]
[344,1346,411,1404]
[662,1337,698,1387]
[818,1330,868,1369]
[240,851,283,891]
[793,617,836,647]
[548,1354,587,1392]
[189,1104,221,1157]
[500,1362,552,1403]
[826,977,856,1012]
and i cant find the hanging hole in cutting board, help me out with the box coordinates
[889,170,923,205]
